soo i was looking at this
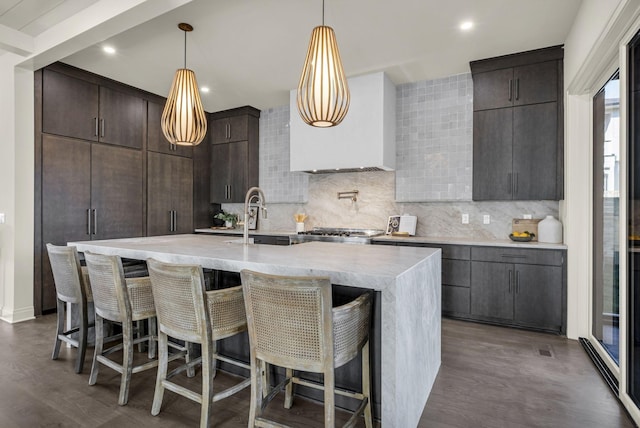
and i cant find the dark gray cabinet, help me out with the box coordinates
[471,46,563,201]
[147,152,193,236]
[372,239,566,333]
[470,246,565,333]
[42,69,144,149]
[210,107,260,203]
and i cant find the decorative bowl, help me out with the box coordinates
[509,233,534,242]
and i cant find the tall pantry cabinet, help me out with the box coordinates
[34,63,202,314]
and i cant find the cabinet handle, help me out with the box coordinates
[226,123,230,139]
[515,78,520,100]
[100,119,105,138]
[501,254,527,259]
[515,271,520,293]
[507,173,512,195]
[173,210,177,232]
[169,210,173,232]
[87,209,92,235]
[508,270,513,293]
[514,173,519,195]
[508,79,513,101]
[94,118,99,137]
[92,209,97,235]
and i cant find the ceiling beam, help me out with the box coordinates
[0,24,34,57]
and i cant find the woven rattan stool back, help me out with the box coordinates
[47,244,85,304]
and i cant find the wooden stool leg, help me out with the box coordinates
[52,298,65,360]
[118,324,134,405]
[186,342,196,378]
[89,315,104,386]
[284,367,294,409]
[151,332,168,416]
[75,301,88,374]
[362,341,373,428]
[261,361,270,398]
[200,341,215,428]
[249,356,263,426]
[324,368,335,428]
[148,317,157,359]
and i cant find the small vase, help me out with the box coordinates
[296,222,305,233]
[538,215,562,243]
[225,221,233,228]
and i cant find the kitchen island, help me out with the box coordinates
[70,234,441,427]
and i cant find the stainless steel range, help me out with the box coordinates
[290,227,385,245]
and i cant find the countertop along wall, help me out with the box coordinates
[222,73,560,240]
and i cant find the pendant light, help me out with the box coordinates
[297,0,350,127]
[161,23,207,146]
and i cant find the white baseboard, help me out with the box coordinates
[0,305,35,323]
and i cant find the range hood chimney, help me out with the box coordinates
[289,72,396,173]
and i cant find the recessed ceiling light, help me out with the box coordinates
[460,21,474,31]
[200,86,210,93]
[102,45,116,54]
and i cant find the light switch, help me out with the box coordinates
[462,213,469,224]
[0,213,5,224]
[483,215,490,224]
[523,214,532,219]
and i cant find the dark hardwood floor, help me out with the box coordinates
[0,315,634,427]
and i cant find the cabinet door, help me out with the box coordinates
[210,142,231,202]
[472,68,513,111]
[512,103,558,200]
[443,285,470,315]
[514,264,563,330]
[91,144,143,240]
[228,140,249,202]
[470,261,514,320]
[147,152,174,236]
[98,86,144,149]
[147,101,193,157]
[211,116,249,144]
[41,135,92,312]
[472,109,513,200]
[173,156,194,233]
[42,70,99,141]
[513,61,558,106]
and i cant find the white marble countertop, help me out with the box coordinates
[70,234,439,291]
[195,228,568,249]
[372,235,568,250]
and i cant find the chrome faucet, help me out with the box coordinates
[243,187,267,245]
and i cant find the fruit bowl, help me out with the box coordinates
[509,233,534,242]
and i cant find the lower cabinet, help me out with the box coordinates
[373,240,566,333]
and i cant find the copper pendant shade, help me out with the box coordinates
[161,23,207,146]
[297,18,350,127]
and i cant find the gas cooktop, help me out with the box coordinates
[290,227,385,245]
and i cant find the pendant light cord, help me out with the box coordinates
[183,29,187,69]
[322,0,325,25]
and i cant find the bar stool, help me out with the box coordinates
[84,251,171,405]
[146,258,251,428]
[46,243,93,374]
[240,269,373,428]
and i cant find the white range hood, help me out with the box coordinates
[289,72,396,173]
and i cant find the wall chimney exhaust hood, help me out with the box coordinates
[289,72,396,173]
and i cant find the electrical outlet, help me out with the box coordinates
[0,213,4,224]
[523,214,532,219]
[462,213,469,224]
[483,214,490,224]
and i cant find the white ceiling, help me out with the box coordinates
[55,0,582,112]
[0,0,98,36]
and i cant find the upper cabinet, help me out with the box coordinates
[147,101,193,157]
[470,46,564,201]
[211,115,250,144]
[210,106,260,203]
[42,69,144,149]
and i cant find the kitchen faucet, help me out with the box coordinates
[243,187,267,245]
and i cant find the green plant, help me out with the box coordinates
[214,212,238,226]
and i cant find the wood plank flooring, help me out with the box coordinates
[0,315,634,427]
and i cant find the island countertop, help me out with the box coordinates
[68,233,441,427]
[70,234,438,291]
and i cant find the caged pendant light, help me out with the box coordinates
[161,23,207,146]
[297,0,350,127]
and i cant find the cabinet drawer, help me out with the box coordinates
[443,259,470,287]
[443,285,470,315]
[471,246,563,266]
[395,242,470,260]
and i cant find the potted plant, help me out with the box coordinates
[214,212,238,228]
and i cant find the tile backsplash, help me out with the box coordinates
[223,171,559,239]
